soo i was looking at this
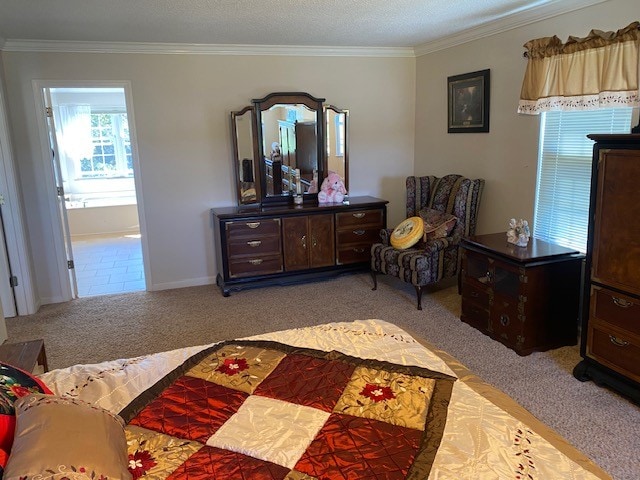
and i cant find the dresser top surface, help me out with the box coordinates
[463,232,584,264]
[212,196,388,218]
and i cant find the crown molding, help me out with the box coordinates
[1,39,415,58]
[414,0,609,56]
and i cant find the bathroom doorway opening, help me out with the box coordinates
[46,86,145,297]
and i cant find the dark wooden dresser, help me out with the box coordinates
[212,196,387,296]
[573,134,640,403]
[460,233,584,355]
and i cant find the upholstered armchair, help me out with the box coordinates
[371,175,484,309]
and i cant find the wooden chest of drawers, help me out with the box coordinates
[212,196,387,296]
[226,218,283,278]
[573,135,640,403]
[335,209,384,265]
[460,233,584,356]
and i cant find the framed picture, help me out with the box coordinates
[447,69,490,133]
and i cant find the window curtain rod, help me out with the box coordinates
[522,23,640,57]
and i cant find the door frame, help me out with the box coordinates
[32,80,151,301]
[0,71,37,316]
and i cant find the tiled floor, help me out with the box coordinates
[71,233,145,297]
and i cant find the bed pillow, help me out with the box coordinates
[0,362,52,461]
[419,208,458,241]
[3,393,132,480]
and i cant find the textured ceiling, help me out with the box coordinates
[0,0,604,50]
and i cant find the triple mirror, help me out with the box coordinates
[230,92,349,206]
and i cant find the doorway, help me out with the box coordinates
[45,86,146,297]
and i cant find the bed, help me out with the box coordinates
[4,319,610,479]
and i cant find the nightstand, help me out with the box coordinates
[0,339,48,373]
[460,233,584,355]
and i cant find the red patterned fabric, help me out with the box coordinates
[121,340,455,479]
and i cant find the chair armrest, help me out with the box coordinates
[379,228,394,246]
[420,236,458,254]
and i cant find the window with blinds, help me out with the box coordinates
[533,108,633,252]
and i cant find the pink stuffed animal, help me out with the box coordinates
[318,172,347,204]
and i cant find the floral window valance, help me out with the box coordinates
[518,21,639,114]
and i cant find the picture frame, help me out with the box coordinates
[447,69,490,133]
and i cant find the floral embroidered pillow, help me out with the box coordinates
[419,208,458,241]
[3,393,131,480]
[0,362,52,461]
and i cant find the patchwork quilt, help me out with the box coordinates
[40,320,611,480]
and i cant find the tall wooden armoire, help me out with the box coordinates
[573,134,640,403]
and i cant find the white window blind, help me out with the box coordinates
[534,108,632,252]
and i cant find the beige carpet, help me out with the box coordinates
[7,273,639,479]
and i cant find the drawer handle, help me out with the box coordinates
[486,271,492,283]
[352,212,365,219]
[247,240,262,247]
[246,222,260,229]
[301,235,307,249]
[612,297,633,308]
[500,314,510,326]
[248,259,263,265]
[470,291,479,298]
[353,229,366,236]
[609,335,629,347]
[353,247,365,253]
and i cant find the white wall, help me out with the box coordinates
[68,204,140,237]
[415,0,638,235]
[2,52,415,303]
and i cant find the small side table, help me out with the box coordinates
[0,339,48,373]
[460,233,585,355]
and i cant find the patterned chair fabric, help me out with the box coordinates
[371,174,484,309]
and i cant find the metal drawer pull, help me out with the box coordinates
[353,229,365,235]
[301,235,306,249]
[247,241,262,247]
[352,213,365,218]
[500,314,510,326]
[609,335,629,347]
[612,297,633,308]
[353,248,365,253]
[248,259,263,265]
[470,291,479,298]
[246,222,260,229]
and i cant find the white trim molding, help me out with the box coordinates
[2,40,415,58]
[414,0,609,56]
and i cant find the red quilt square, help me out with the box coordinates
[294,413,422,479]
[167,445,290,480]
[253,354,355,412]
[129,376,248,443]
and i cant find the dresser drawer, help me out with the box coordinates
[336,209,383,228]
[229,254,283,278]
[587,323,640,383]
[228,236,281,257]
[226,218,280,238]
[461,280,490,307]
[461,299,490,331]
[337,245,370,264]
[591,286,640,336]
[489,295,523,343]
[336,227,380,245]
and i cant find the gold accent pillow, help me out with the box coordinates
[390,217,424,249]
[4,394,131,480]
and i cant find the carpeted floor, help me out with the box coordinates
[7,273,639,479]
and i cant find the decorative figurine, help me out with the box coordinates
[507,218,530,247]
